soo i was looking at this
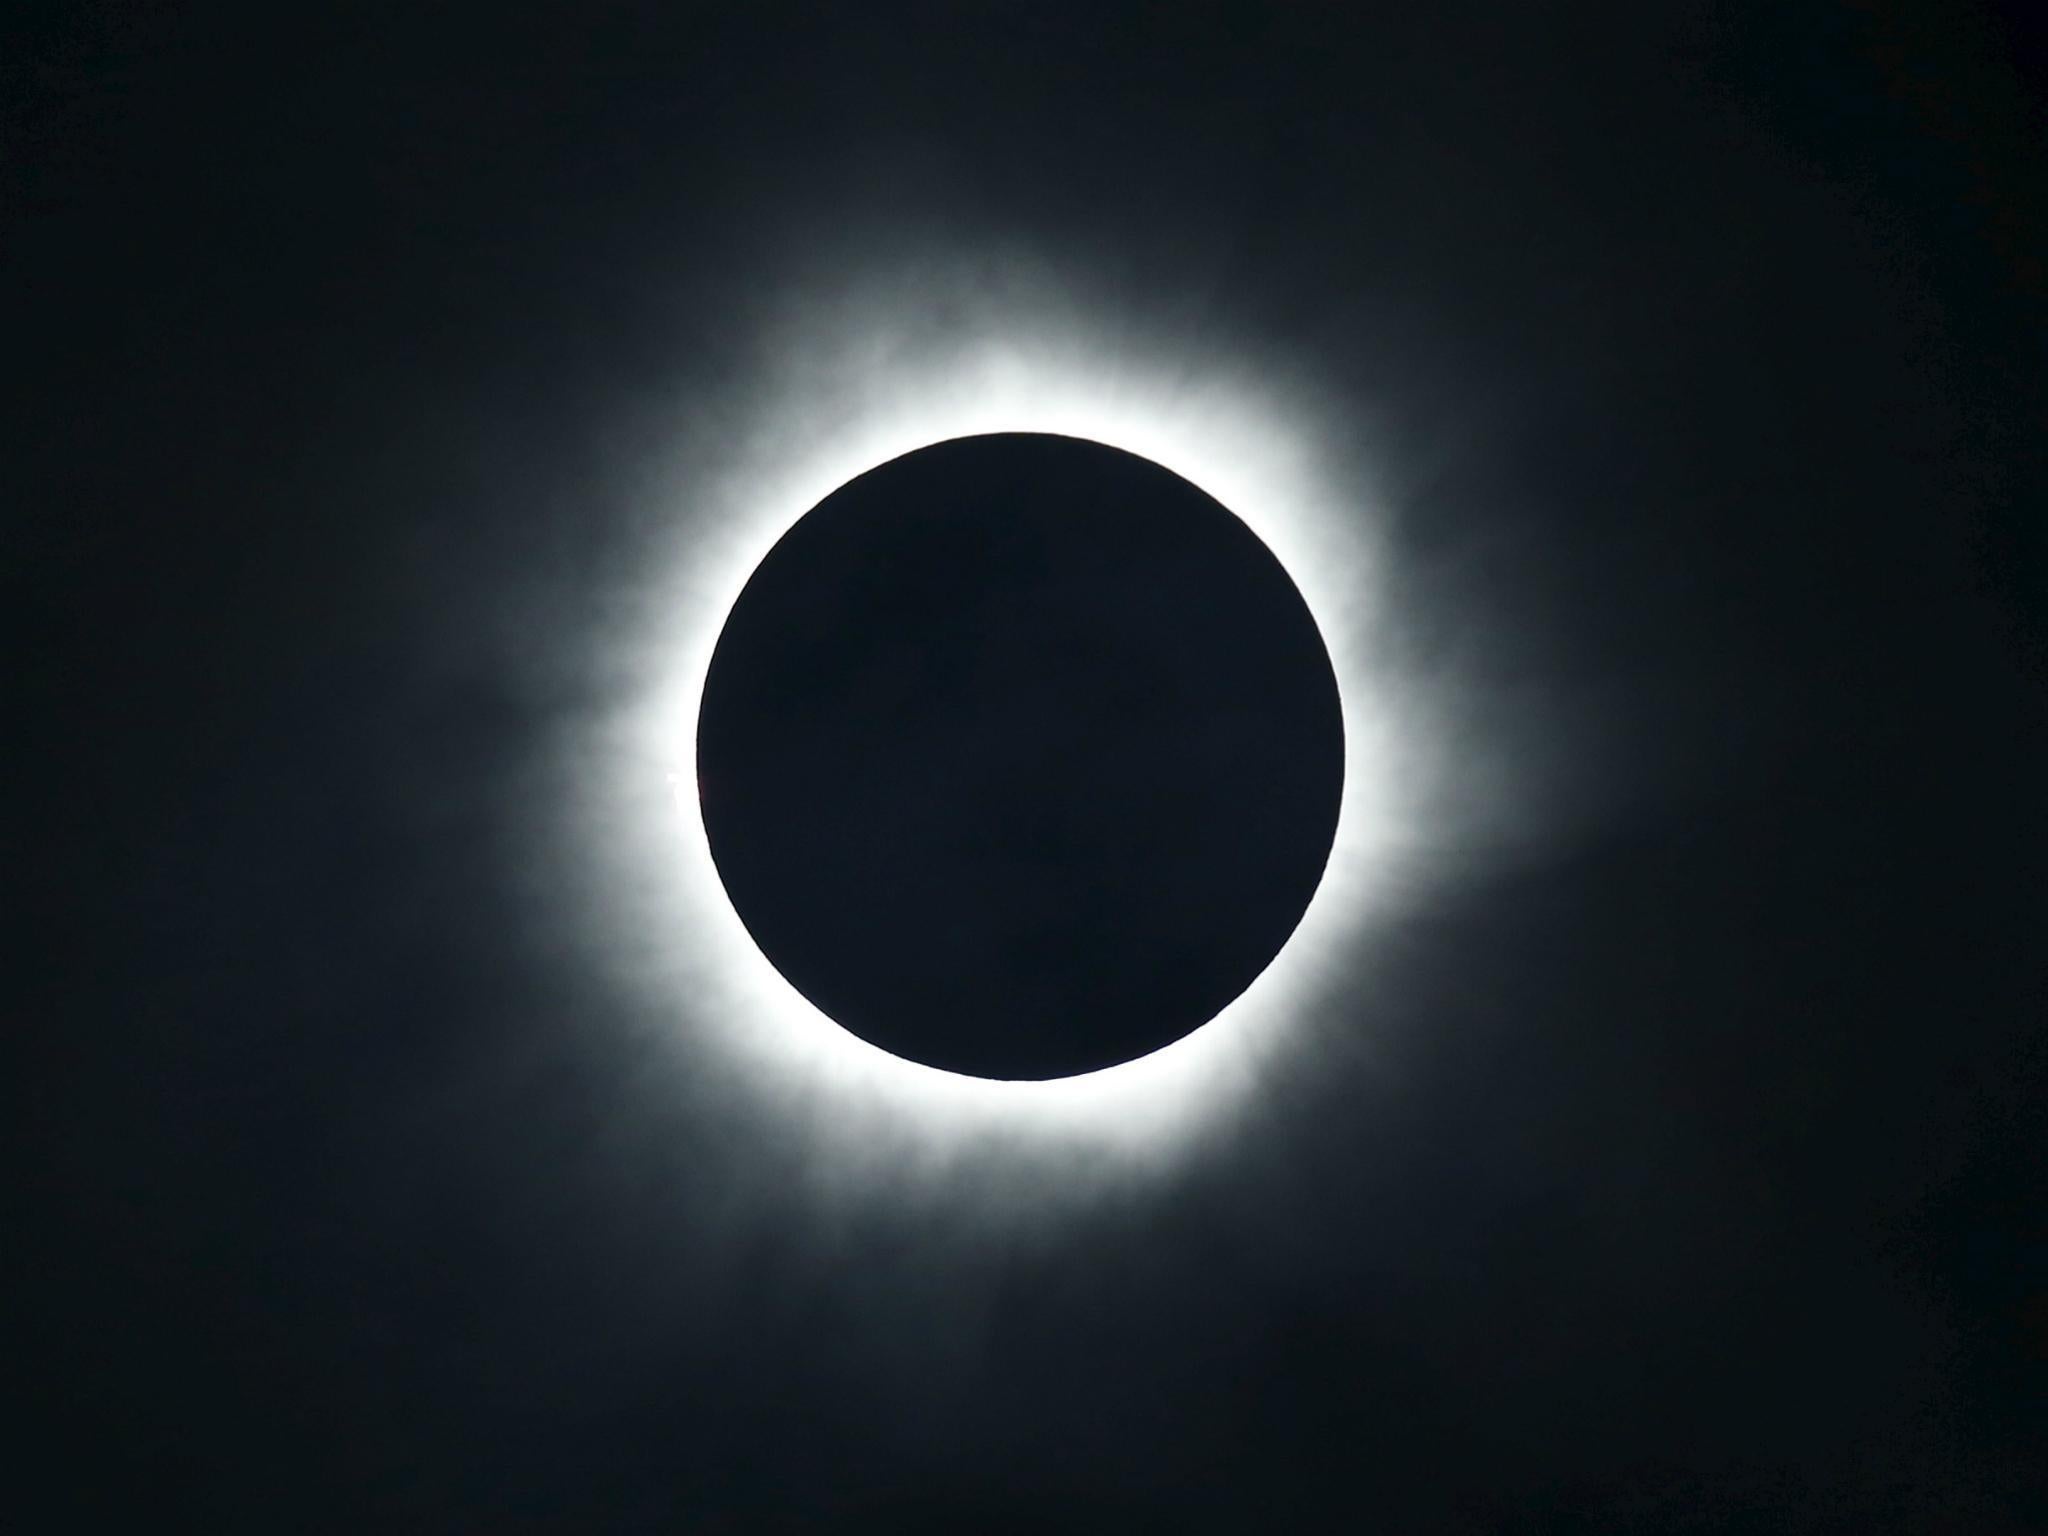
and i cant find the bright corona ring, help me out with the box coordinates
[612,321,1404,1167]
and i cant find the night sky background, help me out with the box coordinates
[11,3,2047,1531]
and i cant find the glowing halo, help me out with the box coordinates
[574,294,1425,1184]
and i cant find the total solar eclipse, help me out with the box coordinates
[696,432,1344,1081]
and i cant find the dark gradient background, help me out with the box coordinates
[11,3,2046,1531]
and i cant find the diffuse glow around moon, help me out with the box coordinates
[566,269,1452,1185]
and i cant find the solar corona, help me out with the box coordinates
[594,317,1413,1168]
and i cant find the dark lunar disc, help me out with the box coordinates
[696,433,1344,1080]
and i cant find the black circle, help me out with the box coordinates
[696,433,1344,1080]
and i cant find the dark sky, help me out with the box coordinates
[11,3,2046,1531]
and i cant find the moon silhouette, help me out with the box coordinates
[696,432,1345,1080]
